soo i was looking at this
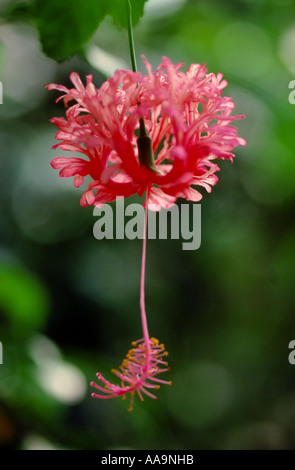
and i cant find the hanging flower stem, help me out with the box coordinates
[140,187,150,346]
[90,188,171,410]
[126,0,137,73]
[126,0,154,355]
[126,1,157,172]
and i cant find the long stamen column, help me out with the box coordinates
[91,190,171,411]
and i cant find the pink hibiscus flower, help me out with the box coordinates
[47,57,246,409]
[47,56,246,210]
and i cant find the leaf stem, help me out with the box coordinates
[126,0,137,73]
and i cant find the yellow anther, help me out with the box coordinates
[111,368,118,374]
[127,407,133,412]
[131,341,137,347]
[155,385,160,390]
[168,381,173,386]
[150,337,159,345]
[122,359,129,368]
[164,351,169,356]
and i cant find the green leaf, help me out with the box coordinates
[3,0,149,61]
[34,0,108,61]
[109,0,149,28]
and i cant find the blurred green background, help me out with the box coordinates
[0,0,295,450]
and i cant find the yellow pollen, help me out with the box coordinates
[127,407,133,412]
[111,368,118,374]
[150,337,159,345]
[131,341,137,347]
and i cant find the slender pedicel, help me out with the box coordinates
[91,189,171,410]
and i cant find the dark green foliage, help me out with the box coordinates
[108,0,149,29]
[0,0,149,61]
[34,0,108,61]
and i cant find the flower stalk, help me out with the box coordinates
[90,188,172,410]
[126,1,156,172]
[126,0,137,73]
